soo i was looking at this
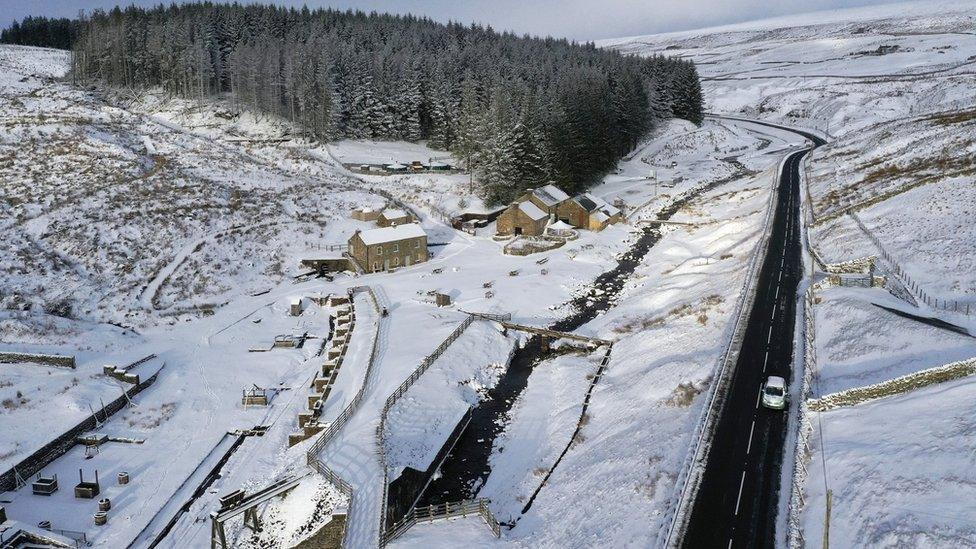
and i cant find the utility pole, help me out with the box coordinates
[822,489,833,549]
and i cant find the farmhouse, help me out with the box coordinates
[557,193,623,231]
[377,208,413,227]
[348,223,428,273]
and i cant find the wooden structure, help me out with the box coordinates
[348,223,428,273]
[557,192,623,231]
[31,474,58,495]
[384,499,500,545]
[290,298,303,316]
[242,386,269,406]
[74,469,100,499]
[210,476,302,549]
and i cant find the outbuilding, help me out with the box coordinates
[496,200,549,236]
[377,208,413,227]
[348,223,429,273]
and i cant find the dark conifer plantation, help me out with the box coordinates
[0,16,81,50]
[9,3,703,204]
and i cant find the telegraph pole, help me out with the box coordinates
[822,489,832,549]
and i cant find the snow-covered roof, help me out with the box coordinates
[531,184,569,206]
[593,210,610,224]
[576,192,620,218]
[549,220,574,230]
[381,208,409,219]
[519,201,548,221]
[386,163,407,170]
[356,223,427,245]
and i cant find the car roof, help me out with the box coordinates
[766,376,786,388]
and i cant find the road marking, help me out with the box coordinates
[728,539,733,549]
[746,420,756,455]
[767,325,773,343]
[734,470,747,516]
[756,388,762,408]
[763,352,769,372]
[778,270,783,282]
[775,286,780,299]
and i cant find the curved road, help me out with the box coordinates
[682,117,825,549]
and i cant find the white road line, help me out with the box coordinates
[734,470,747,516]
[756,388,762,408]
[778,270,782,282]
[767,325,773,343]
[746,421,756,455]
[763,352,769,371]
[728,539,733,549]
[775,286,780,299]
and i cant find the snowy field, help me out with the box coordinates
[802,376,976,547]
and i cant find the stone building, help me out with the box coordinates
[557,193,623,231]
[496,200,549,236]
[348,223,428,273]
[377,208,413,227]
[495,184,570,236]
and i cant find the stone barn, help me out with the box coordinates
[377,208,413,227]
[496,200,549,236]
[348,223,429,273]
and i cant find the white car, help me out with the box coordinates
[761,376,788,410]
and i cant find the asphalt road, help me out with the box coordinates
[682,121,825,549]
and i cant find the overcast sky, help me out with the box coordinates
[2,0,905,41]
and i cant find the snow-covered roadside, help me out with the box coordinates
[801,376,976,547]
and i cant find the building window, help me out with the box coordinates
[373,262,380,271]
[376,246,383,256]
[414,240,420,249]
[393,257,399,266]
[393,243,399,253]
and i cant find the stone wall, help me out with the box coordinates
[0,352,75,369]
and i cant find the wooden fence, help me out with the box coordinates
[383,499,500,545]
[305,285,384,549]
[376,311,512,545]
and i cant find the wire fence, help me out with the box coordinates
[850,212,972,315]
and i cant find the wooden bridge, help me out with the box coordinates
[210,475,304,549]
[463,311,612,346]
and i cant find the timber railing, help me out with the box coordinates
[383,498,500,545]
[663,154,787,547]
[306,285,384,549]
[376,311,511,545]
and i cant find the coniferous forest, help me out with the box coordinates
[6,4,704,204]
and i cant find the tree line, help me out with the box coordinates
[1,16,81,50]
[9,4,703,205]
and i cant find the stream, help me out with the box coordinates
[406,170,750,518]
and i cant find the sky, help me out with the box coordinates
[1,0,908,41]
